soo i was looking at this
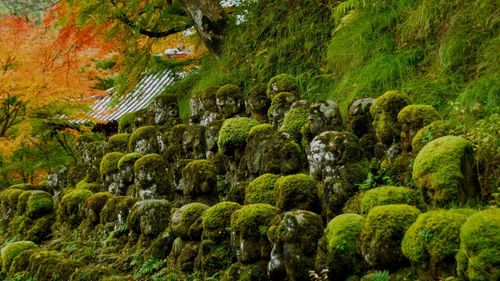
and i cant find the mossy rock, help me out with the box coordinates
[413,136,479,207]
[317,213,365,279]
[412,120,458,153]
[0,188,25,210]
[397,105,439,129]
[100,152,125,180]
[360,186,425,214]
[75,178,103,193]
[370,90,410,116]
[267,92,298,128]
[171,203,209,240]
[25,213,54,243]
[117,152,142,170]
[217,117,259,156]
[370,90,410,145]
[8,183,36,190]
[456,208,500,281]
[202,201,241,241]
[230,203,278,238]
[108,133,130,152]
[9,248,40,276]
[1,241,38,273]
[58,189,93,228]
[216,84,243,104]
[100,196,140,225]
[402,209,476,279]
[267,74,299,99]
[118,112,137,133]
[16,190,33,215]
[82,140,108,165]
[199,240,234,278]
[70,266,113,281]
[274,174,319,212]
[222,261,269,281]
[26,190,53,219]
[133,153,165,174]
[280,106,309,141]
[359,204,421,268]
[181,160,218,197]
[225,182,246,205]
[128,125,158,153]
[128,199,171,238]
[81,192,112,225]
[26,250,64,276]
[245,174,280,205]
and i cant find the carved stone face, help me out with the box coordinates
[154,98,180,125]
[268,210,323,281]
[308,100,343,136]
[217,95,244,119]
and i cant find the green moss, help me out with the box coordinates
[397,105,439,127]
[171,203,209,240]
[412,136,477,206]
[134,153,165,174]
[100,196,140,224]
[58,189,93,228]
[82,192,112,225]
[0,188,25,209]
[323,213,365,277]
[8,183,35,190]
[26,191,53,219]
[108,133,130,152]
[370,90,410,117]
[8,248,39,275]
[230,203,278,237]
[360,204,421,268]
[100,152,125,179]
[245,174,280,205]
[25,213,54,243]
[70,266,112,281]
[16,190,32,215]
[118,112,136,132]
[181,160,217,196]
[280,106,309,141]
[456,208,500,281]
[128,199,171,238]
[267,92,298,124]
[402,209,476,276]
[267,74,299,98]
[274,174,318,212]
[1,241,38,273]
[202,202,241,241]
[216,84,243,99]
[217,117,259,155]
[128,125,157,152]
[360,186,425,214]
[75,178,102,193]
[411,120,458,153]
[248,123,273,137]
[117,152,142,170]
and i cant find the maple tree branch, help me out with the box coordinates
[110,0,191,38]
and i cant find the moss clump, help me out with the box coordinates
[230,203,278,237]
[413,136,478,207]
[456,208,500,281]
[412,120,458,153]
[117,152,142,170]
[0,188,25,210]
[128,125,158,152]
[1,241,38,272]
[181,160,217,196]
[81,192,112,225]
[370,90,410,116]
[322,213,365,278]
[118,112,136,133]
[100,196,140,224]
[359,204,421,268]
[267,74,299,98]
[397,105,439,128]
[248,123,273,137]
[216,84,243,99]
[25,213,54,243]
[9,248,39,275]
[128,199,170,238]
[134,153,165,174]
[202,201,241,241]
[75,178,102,193]
[108,133,130,152]
[360,186,425,214]
[8,183,35,190]
[171,203,209,240]
[217,117,259,155]
[58,189,93,228]
[280,106,309,141]
[267,92,298,127]
[402,209,476,278]
[274,174,318,212]
[100,152,124,181]
[26,191,53,219]
[245,174,280,205]
[16,190,32,215]
[70,266,112,281]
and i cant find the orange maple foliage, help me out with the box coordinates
[0,15,114,155]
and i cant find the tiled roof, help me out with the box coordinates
[86,70,175,123]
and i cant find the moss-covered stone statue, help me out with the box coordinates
[114,153,141,195]
[182,123,207,159]
[216,84,245,119]
[127,199,171,247]
[306,100,344,138]
[348,98,376,159]
[267,210,323,281]
[199,87,222,126]
[268,92,298,128]
[397,104,439,153]
[308,131,368,184]
[245,84,270,123]
[181,160,218,205]
[100,152,124,194]
[266,74,299,99]
[128,126,159,154]
[134,154,172,200]
[150,95,182,127]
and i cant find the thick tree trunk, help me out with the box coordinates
[179,0,228,57]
